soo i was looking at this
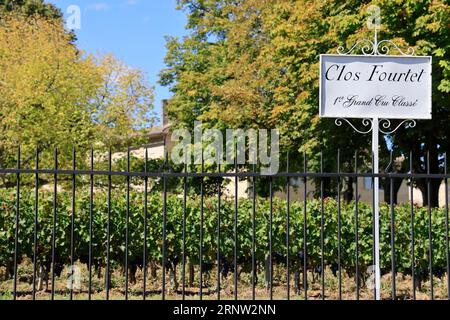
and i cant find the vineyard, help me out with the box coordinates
[0,188,449,300]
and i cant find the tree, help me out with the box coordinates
[0,13,99,171]
[161,0,450,206]
[0,13,155,178]
[0,0,62,19]
[93,55,155,150]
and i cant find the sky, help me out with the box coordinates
[49,0,188,122]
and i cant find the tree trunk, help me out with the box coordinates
[37,263,49,292]
[169,264,179,292]
[343,177,354,203]
[150,260,157,279]
[104,268,111,290]
[382,178,403,204]
[322,177,334,198]
[416,178,442,208]
[188,263,195,287]
[264,254,270,290]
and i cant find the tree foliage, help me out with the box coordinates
[93,55,155,149]
[0,13,99,170]
[0,0,62,19]
[161,0,450,205]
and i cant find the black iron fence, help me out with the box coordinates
[0,147,449,300]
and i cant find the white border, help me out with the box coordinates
[319,54,433,119]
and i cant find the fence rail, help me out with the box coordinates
[0,147,449,301]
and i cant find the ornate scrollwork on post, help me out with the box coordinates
[331,5,423,301]
[335,118,374,134]
[379,119,417,135]
[337,30,415,57]
[337,39,376,56]
[375,40,415,56]
[335,23,416,135]
[334,118,416,135]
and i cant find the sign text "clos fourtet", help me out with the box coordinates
[325,64,426,83]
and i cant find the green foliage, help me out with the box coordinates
[0,14,155,178]
[0,189,448,279]
[113,155,229,196]
[0,0,62,19]
[161,0,450,202]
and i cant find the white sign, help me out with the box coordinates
[320,55,432,119]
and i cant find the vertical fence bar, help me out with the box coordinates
[182,162,187,300]
[445,152,449,300]
[410,151,416,300]
[106,148,112,300]
[445,152,449,299]
[125,147,130,300]
[13,145,20,300]
[252,163,256,300]
[337,149,342,300]
[143,149,148,300]
[372,119,381,300]
[355,151,359,300]
[11,142,449,301]
[217,161,221,301]
[32,147,39,301]
[14,143,450,302]
[269,176,273,301]
[286,153,290,300]
[88,148,94,300]
[234,156,238,300]
[320,152,325,300]
[162,153,168,301]
[427,152,434,300]
[50,148,57,300]
[70,148,76,300]
[199,154,204,300]
[389,152,396,300]
[303,152,308,300]
[372,152,376,300]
